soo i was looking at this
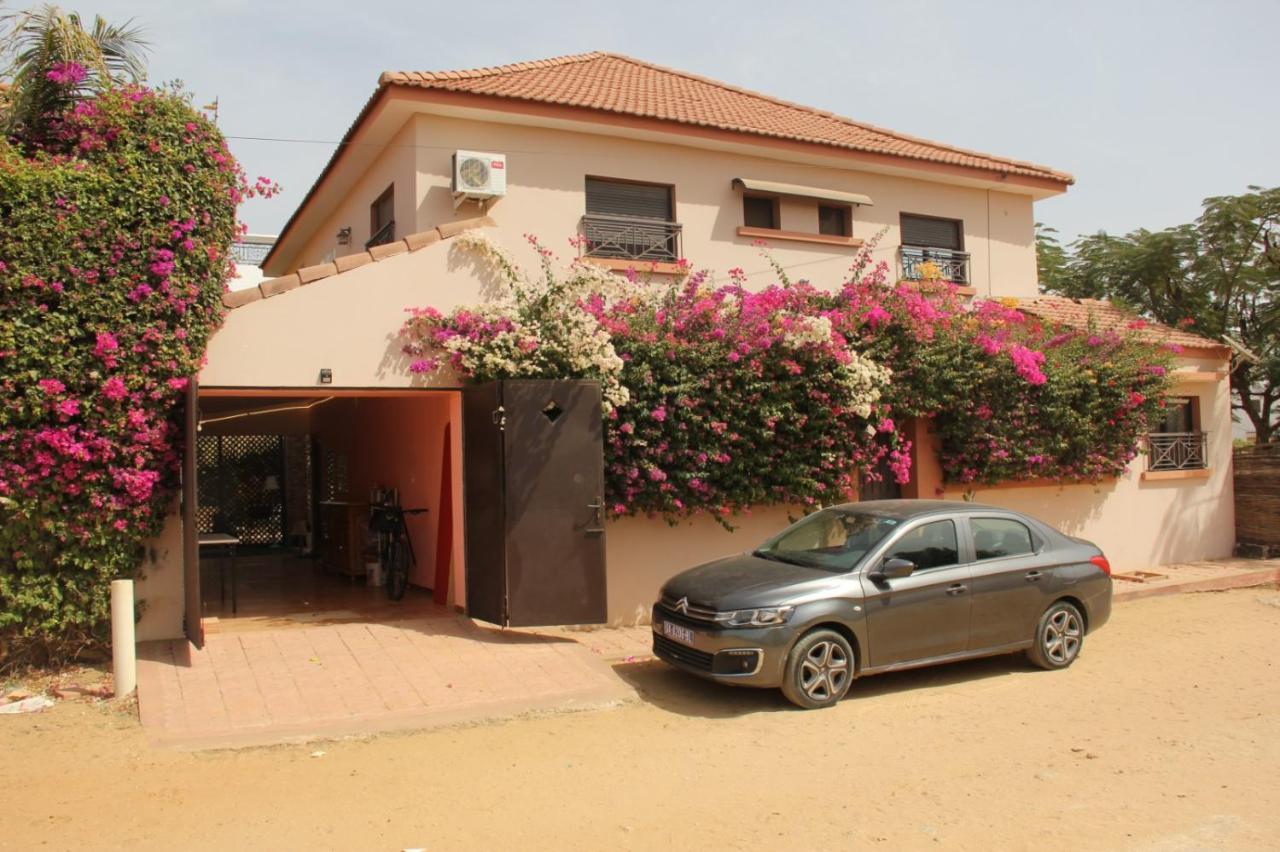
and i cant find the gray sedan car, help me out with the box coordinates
[652,500,1113,708]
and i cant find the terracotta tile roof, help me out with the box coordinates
[224,217,494,310]
[1016,296,1228,351]
[382,52,1072,185]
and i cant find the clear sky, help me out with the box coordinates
[67,0,1280,244]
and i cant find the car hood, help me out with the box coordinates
[661,552,841,610]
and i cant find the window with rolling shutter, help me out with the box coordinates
[585,178,673,220]
[582,177,681,262]
[900,214,963,250]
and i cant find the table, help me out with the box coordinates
[199,533,241,614]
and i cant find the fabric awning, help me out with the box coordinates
[731,177,873,207]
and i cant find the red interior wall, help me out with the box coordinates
[312,394,455,590]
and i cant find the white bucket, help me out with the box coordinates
[365,561,384,587]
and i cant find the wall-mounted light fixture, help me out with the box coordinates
[336,226,351,246]
[318,368,333,385]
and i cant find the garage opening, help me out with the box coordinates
[192,391,463,634]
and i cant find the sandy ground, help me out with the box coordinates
[2,587,1278,851]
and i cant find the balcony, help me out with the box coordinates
[365,220,395,250]
[582,213,682,263]
[1147,432,1208,472]
[900,246,971,285]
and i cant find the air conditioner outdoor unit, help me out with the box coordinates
[452,150,507,209]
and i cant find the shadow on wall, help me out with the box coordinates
[960,479,1116,537]
[1142,477,1231,566]
[443,227,512,301]
[374,235,508,384]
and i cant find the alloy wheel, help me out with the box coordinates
[1042,608,1082,665]
[799,640,850,701]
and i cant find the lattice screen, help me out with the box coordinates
[197,434,286,545]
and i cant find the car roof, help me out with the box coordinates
[830,499,1013,520]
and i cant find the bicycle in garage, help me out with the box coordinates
[369,503,428,601]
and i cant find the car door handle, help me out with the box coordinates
[1024,571,1043,582]
[946,584,968,596]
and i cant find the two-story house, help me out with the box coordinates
[136,53,1232,646]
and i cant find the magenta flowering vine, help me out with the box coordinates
[401,232,1174,522]
[0,85,277,670]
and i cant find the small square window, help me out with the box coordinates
[743,195,778,229]
[818,204,850,237]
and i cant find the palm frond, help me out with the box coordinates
[0,4,149,137]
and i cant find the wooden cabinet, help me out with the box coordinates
[318,503,369,579]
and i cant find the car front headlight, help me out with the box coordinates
[715,606,795,628]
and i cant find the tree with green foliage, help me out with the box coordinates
[0,2,148,139]
[1041,187,1280,444]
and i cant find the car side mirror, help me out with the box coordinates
[869,557,915,582]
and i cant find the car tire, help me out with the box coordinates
[780,629,855,709]
[1027,600,1085,670]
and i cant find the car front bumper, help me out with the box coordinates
[650,604,794,688]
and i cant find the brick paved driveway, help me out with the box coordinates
[137,613,635,750]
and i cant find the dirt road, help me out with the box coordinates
[3,587,1278,851]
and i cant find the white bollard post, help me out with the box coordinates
[110,579,136,697]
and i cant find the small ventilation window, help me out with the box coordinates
[542,401,564,424]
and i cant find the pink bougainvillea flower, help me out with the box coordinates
[102,376,127,401]
[45,62,88,86]
[862,305,891,329]
[38,378,66,395]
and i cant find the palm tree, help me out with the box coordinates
[0,3,149,138]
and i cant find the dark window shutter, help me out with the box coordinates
[818,205,849,237]
[586,178,673,221]
[743,196,778,229]
[901,215,962,250]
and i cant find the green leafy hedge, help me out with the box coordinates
[0,85,262,670]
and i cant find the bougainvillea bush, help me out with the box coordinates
[404,234,903,522]
[908,300,1174,484]
[0,82,269,669]
[403,235,1174,524]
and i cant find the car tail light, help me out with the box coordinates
[1090,555,1112,577]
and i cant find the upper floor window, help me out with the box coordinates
[1148,396,1207,471]
[368,184,395,249]
[743,195,779,230]
[901,213,962,250]
[900,213,969,284]
[583,177,681,262]
[818,204,851,238]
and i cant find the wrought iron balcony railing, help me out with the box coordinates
[900,246,971,284]
[582,213,682,263]
[1148,432,1208,471]
[366,220,396,249]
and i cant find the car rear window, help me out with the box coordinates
[971,518,1035,560]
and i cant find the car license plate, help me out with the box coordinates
[661,620,694,645]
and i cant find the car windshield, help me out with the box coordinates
[754,508,901,573]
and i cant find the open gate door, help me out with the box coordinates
[462,380,607,627]
[462,382,506,624]
[181,378,203,647]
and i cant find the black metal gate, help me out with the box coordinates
[197,434,286,545]
[462,380,607,627]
